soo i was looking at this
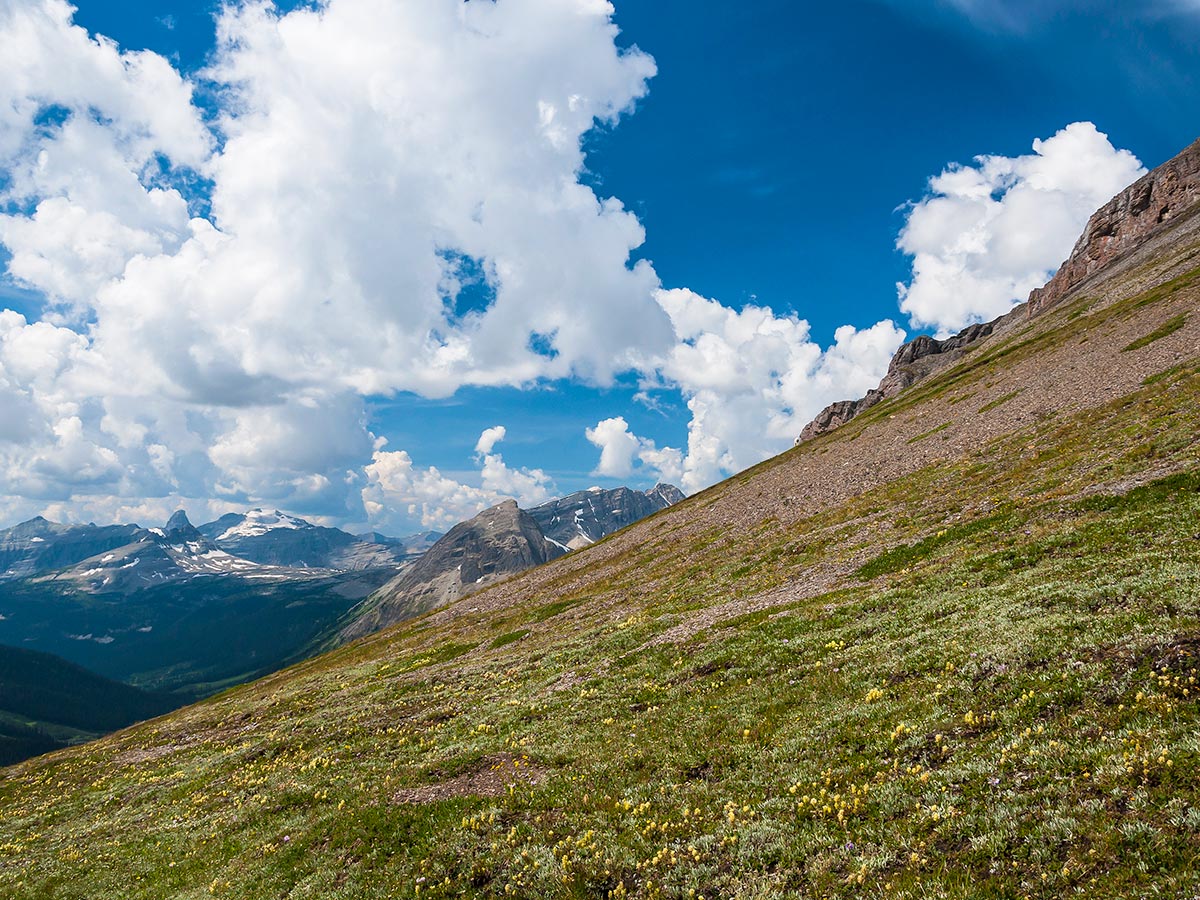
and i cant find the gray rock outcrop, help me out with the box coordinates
[1029,137,1200,316]
[797,321,997,443]
[339,500,564,641]
[529,483,685,551]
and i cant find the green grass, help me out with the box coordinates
[3,266,1200,899]
[527,598,586,623]
[978,390,1020,414]
[853,511,1015,579]
[1122,313,1189,352]
[490,629,530,649]
[906,421,952,444]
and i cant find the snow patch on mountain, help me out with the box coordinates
[216,509,311,541]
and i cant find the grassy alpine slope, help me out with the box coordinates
[3,216,1200,898]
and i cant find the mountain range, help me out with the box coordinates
[338,484,686,642]
[195,509,421,570]
[0,484,684,746]
[0,517,144,582]
[0,507,420,698]
[6,139,1200,897]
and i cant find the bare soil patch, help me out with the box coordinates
[391,753,546,804]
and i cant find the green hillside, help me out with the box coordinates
[2,229,1200,895]
[0,715,59,769]
[0,645,178,766]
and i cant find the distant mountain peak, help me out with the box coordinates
[248,507,295,519]
[647,483,686,505]
[195,509,408,572]
[213,509,312,542]
[0,518,144,581]
[529,483,684,551]
[163,509,192,531]
[7,516,60,538]
[338,498,564,642]
[161,509,204,545]
[355,530,443,555]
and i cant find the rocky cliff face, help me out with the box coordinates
[529,484,685,551]
[1028,137,1200,316]
[339,500,565,641]
[798,321,999,443]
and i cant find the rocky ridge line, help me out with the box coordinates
[798,135,1200,444]
[797,321,997,443]
[1029,137,1200,317]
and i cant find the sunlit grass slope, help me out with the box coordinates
[3,252,1200,897]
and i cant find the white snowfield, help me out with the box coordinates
[217,509,310,542]
[61,534,322,591]
[166,541,302,577]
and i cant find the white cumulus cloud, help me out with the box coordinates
[897,122,1145,335]
[474,426,555,507]
[0,0,663,526]
[362,426,556,532]
[588,291,906,496]
[585,416,641,478]
[585,415,683,485]
[475,426,508,456]
[0,0,209,315]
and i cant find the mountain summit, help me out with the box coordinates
[196,510,406,571]
[0,518,142,581]
[528,483,684,550]
[161,509,202,543]
[339,499,563,641]
[339,484,685,641]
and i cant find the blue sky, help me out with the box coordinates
[0,0,1196,532]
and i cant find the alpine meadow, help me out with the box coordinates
[3,134,1200,899]
[3,2,1200,899]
